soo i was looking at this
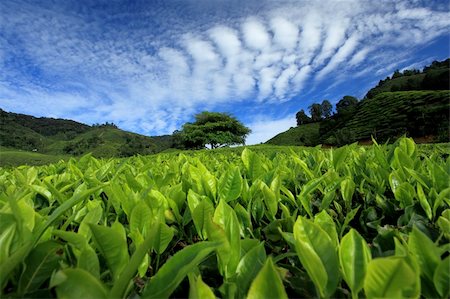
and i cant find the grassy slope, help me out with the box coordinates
[266,123,320,146]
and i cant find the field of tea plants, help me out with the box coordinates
[1,138,449,298]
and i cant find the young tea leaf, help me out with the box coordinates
[293,216,339,298]
[141,241,218,299]
[339,229,371,296]
[247,258,288,299]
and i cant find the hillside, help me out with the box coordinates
[266,122,320,146]
[268,59,450,147]
[365,58,449,98]
[320,90,450,145]
[0,109,174,158]
[269,90,449,147]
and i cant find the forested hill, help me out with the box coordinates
[267,58,450,146]
[0,109,173,157]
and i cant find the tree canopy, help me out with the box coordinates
[309,103,323,122]
[336,96,358,114]
[321,100,333,118]
[174,111,251,149]
[296,109,311,126]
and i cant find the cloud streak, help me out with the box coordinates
[0,0,449,144]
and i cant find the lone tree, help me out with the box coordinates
[174,111,251,149]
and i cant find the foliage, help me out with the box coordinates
[308,103,323,122]
[174,111,251,149]
[0,137,449,298]
[321,100,333,118]
[336,96,359,115]
[295,109,311,126]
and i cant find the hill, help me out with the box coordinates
[267,59,450,146]
[266,122,320,146]
[365,58,449,98]
[320,90,449,145]
[0,109,174,159]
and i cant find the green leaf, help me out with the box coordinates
[434,256,450,298]
[339,229,371,296]
[332,145,349,171]
[188,274,216,299]
[201,169,217,201]
[298,176,325,217]
[18,241,63,296]
[235,242,267,297]
[213,199,241,278]
[109,220,160,299]
[89,222,130,282]
[341,177,356,210]
[0,220,16,265]
[191,198,215,239]
[52,230,87,250]
[206,219,231,276]
[393,182,415,208]
[77,247,100,279]
[130,201,152,236]
[364,257,419,298]
[293,216,339,298]
[155,222,174,254]
[437,209,450,239]
[247,258,288,299]
[234,203,252,235]
[242,148,264,181]
[394,147,414,169]
[340,205,360,238]
[141,241,218,299]
[408,226,440,281]
[399,137,416,157]
[314,210,338,248]
[218,166,242,202]
[417,184,432,220]
[262,182,278,220]
[54,268,107,299]
[78,202,103,239]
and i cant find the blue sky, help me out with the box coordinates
[1,0,449,144]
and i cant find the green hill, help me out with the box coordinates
[266,122,320,146]
[0,109,174,159]
[365,59,449,98]
[268,58,450,147]
[270,90,450,147]
[320,90,450,145]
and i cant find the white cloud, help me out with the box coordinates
[209,26,241,58]
[297,12,323,65]
[316,33,360,81]
[246,115,297,145]
[258,66,279,100]
[270,17,299,50]
[242,18,271,50]
[274,65,298,99]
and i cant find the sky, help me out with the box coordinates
[1,0,449,145]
